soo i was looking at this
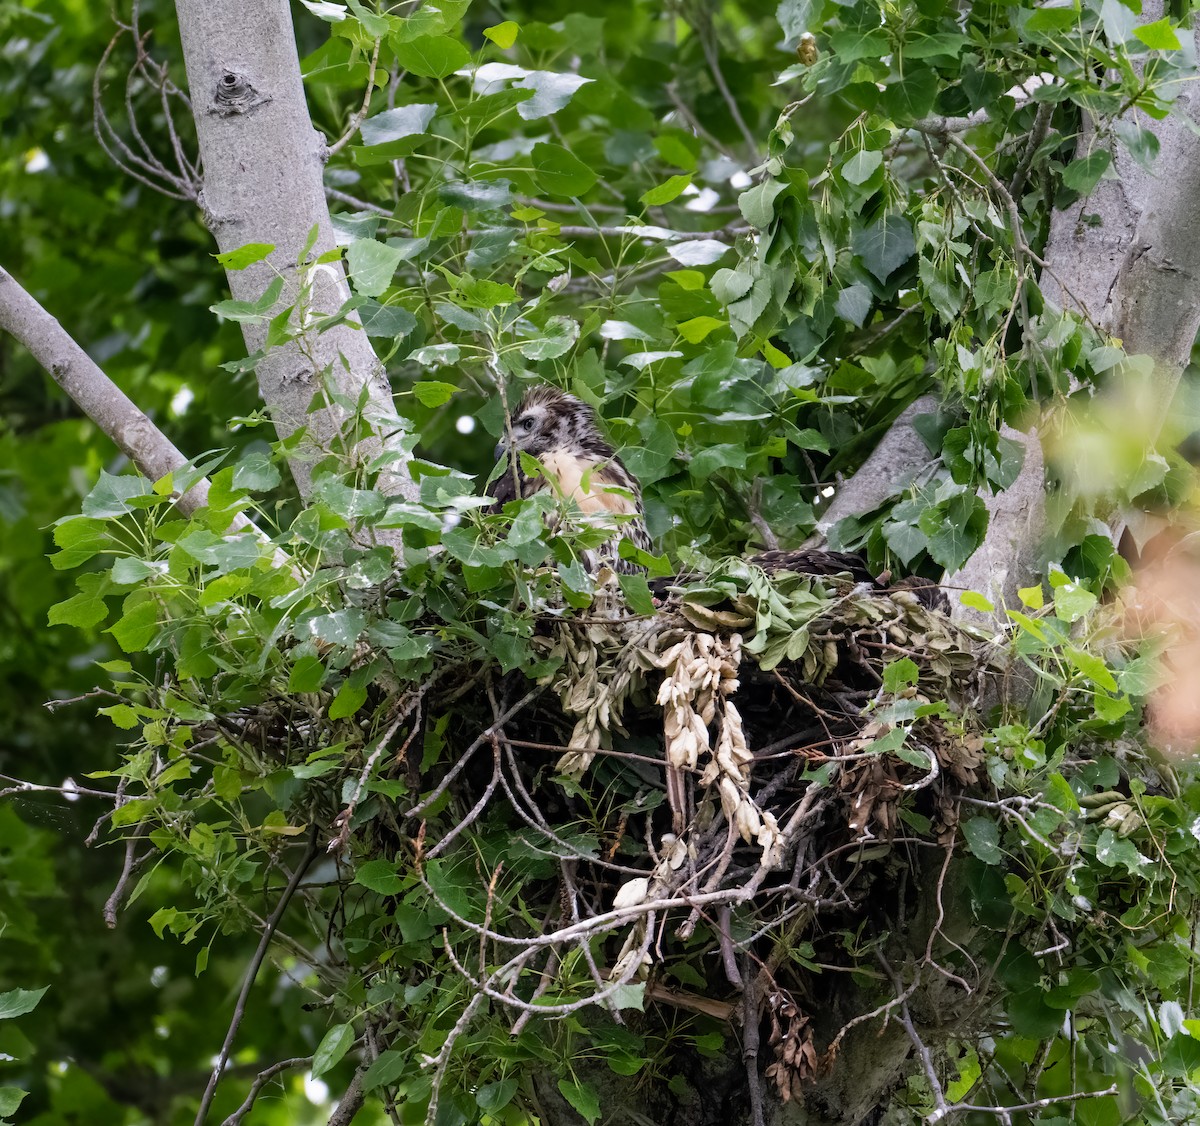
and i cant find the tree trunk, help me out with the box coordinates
[951,3,1200,614]
[173,0,415,501]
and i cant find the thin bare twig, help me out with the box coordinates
[104,823,150,928]
[220,1056,312,1126]
[194,829,321,1126]
[328,38,382,156]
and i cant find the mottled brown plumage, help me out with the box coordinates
[488,386,652,574]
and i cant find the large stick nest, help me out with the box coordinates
[324,554,1001,1110]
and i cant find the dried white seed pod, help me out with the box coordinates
[612,877,649,910]
[719,776,741,817]
[735,801,762,843]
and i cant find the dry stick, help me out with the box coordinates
[329,713,407,854]
[741,962,766,1126]
[877,952,948,1120]
[103,823,150,929]
[193,830,320,1126]
[219,1056,312,1126]
[326,1064,367,1126]
[405,683,544,818]
[934,1085,1119,1123]
[718,905,743,988]
[0,267,281,552]
[694,15,758,157]
[425,739,503,859]
[1008,102,1054,199]
[93,25,194,200]
[328,38,382,157]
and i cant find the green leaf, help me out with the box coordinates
[1133,18,1182,50]
[710,268,754,305]
[1017,584,1044,609]
[1053,583,1097,623]
[919,492,987,572]
[393,34,470,78]
[49,574,109,630]
[299,0,347,22]
[458,276,517,308]
[0,987,47,1020]
[411,381,460,407]
[841,149,882,186]
[359,103,436,146]
[962,817,1002,864]
[1094,828,1144,873]
[288,648,326,691]
[558,1079,601,1126]
[109,599,159,653]
[1066,647,1117,692]
[355,859,405,895]
[514,71,592,121]
[641,174,692,207]
[882,658,919,693]
[99,704,140,730]
[484,21,519,48]
[83,470,156,518]
[362,1049,407,1090]
[519,316,579,360]
[0,1088,27,1117]
[51,517,111,569]
[531,142,598,197]
[215,242,275,270]
[1007,990,1062,1038]
[329,681,367,719]
[834,283,872,328]
[347,239,403,297]
[111,556,157,585]
[346,0,388,35]
[738,178,787,228]
[852,214,915,282]
[1062,150,1112,195]
[958,591,994,613]
[677,315,725,343]
[477,1079,518,1113]
[617,573,656,616]
[312,1023,355,1078]
[881,67,938,122]
[210,276,285,322]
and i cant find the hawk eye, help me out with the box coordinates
[519,417,535,431]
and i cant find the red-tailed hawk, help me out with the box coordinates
[488,386,652,574]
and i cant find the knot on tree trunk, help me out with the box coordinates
[212,71,270,116]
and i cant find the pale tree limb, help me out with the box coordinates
[173,0,415,502]
[952,1,1200,618]
[815,394,940,536]
[0,266,257,534]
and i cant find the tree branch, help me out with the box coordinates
[0,266,248,528]
[815,395,940,536]
[194,830,320,1126]
[173,0,415,502]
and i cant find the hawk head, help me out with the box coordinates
[493,386,614,463]
[486,385,653,573]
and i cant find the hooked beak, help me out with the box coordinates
[493,436,508,461]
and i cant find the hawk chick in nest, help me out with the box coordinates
[488,386,653,574]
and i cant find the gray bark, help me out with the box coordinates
[0,266,232,524]
[174,0,415,501]
[816,395,940,535]
[951,4,1200,617]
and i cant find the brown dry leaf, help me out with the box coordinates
[765,992,817,1101]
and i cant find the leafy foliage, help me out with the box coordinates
[5,0,1200,1124]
